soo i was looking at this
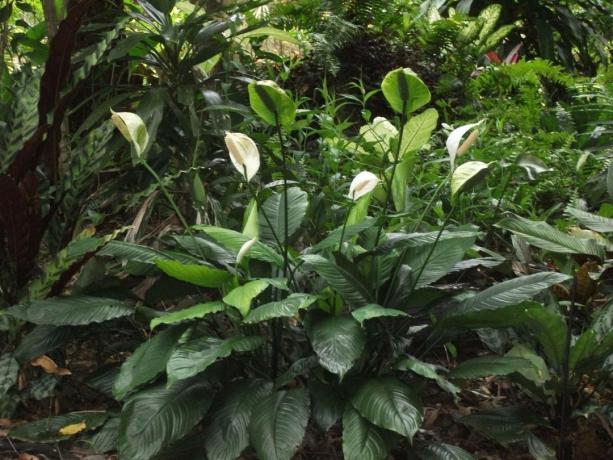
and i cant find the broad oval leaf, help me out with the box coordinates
[381,68,431,114]
[7,296,133,326]
[451,161,490,198]
[249,388,310,460]
[155,259,232,288]
[351,378,423,440]
[565,207,613,233]
[308,315,365,378]
[150,302,226,330]
[205,379,273,460]
[113,326,185,400]
[399,108,438,158]
[343,406,396,460]
[243,293,319,324]
[167,335,264,382]
[351,304,408,325]
[0,353,19,395]
[118,379,213,460]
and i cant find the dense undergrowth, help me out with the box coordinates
[0,1,611,459]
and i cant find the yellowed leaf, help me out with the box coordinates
[19,453,40,460]
[58,421,87,436]
[31,355,71,376]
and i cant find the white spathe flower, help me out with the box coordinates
[348,171,379,201]
[236,237,257,264]
[224,132,260,182]
[111,110,149,160]
[446,120,484,170]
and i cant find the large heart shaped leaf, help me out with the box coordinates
[249,388,310,460]
[307,315,365,378]
[351,378,423,440]
[205,379,273,460]
[118,379,213,460]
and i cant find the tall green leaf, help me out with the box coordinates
[566,207,613,233]
[150,302,226,330]
[259,187,308,244]
[450,356,538,379]
[399,108,438,158]
[249,388,310,460]
[118,379,213,460]
[205,380,273,460]
[381,68,431,114]
[11,411,108,443]
[223,279,287,317]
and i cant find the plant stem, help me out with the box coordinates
[485,164,515,243]
[142,162,192,235]
[558,274,577,460]
[337,207,351,253]
[372,100,408,297]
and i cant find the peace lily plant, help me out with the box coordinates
[12,67,589,460]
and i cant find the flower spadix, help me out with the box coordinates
[446,120,484,170]
[236,237,257,264]
[349,171,379,200]
[224,132,260,182]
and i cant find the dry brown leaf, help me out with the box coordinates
[31,355,71,376]
[19,454,40,460]
[58,420,87,436]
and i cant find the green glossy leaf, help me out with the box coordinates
[394,356,459,396]
[399,108,438,157]
[150,302,226,330]
[352,378,423,440]
[194,225,283,266]
[113,326,185,400]
[167,336,264,382]
[204,380,273,460]
[456,272,571,315]
[249,388,310,460]
[155,260,232,288]
[351,304,408,325]
[310,380,344,431]
[381,68,431,114]
[308,315,365,378]
[248,80,296,129]
[312,217,376,252]
[8,296,133,326]
[523,307,567,370]
[243,293,319,324]
[223,279,287,317]
[342,406,396,460]
[566,207,613,233]
[118,379,213,460]
[496,215,606,258]
[0,353,18,395]
[505,344,550,385]
[259,187,308,244]
[451,161,490,197]
[459,406,543,445]
[415,442,476,460]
